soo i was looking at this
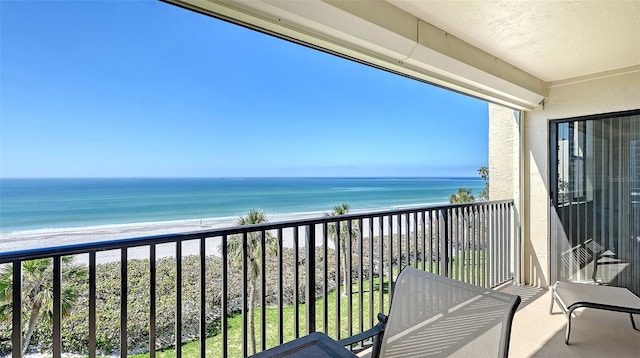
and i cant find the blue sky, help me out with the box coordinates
[0,1,488,178]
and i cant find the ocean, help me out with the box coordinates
[0,177,483,233]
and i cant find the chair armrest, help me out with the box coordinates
[338,321,385,346]
[338,313,387,358]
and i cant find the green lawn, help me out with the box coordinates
[130,253,487,358]
[130,277,390,358]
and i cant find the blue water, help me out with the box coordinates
[0,178,483,232]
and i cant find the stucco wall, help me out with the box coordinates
[521,70,640,287]
[488,104,516,201]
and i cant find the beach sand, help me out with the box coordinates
[0,208,421,265]
[0,211,373,263]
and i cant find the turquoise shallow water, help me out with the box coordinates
[0,177,483,232]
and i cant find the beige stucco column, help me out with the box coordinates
[488,103,522,284]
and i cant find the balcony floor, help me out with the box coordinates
[502,285,640,357]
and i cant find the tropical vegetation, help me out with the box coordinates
[325,203,360,295]
[221,209,277,355]
[449,166,489,203]
[449,187,475,204]
[478,166,489,201]
[0,257,86,356]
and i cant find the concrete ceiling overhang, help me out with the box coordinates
[163,0,640,111]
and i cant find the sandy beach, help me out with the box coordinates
[0,209,417,264]
[0,211,351,264]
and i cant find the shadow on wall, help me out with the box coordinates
[524,237,547,287]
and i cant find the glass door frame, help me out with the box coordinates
[548,109,640,286]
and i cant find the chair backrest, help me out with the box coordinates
[560,244,592,272]
[583,238,604,257]
[379,267,521,358]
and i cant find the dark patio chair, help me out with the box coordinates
[339,267,521,357]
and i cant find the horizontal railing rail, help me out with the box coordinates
[1,200,516,358]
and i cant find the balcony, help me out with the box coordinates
[2,199,637,357]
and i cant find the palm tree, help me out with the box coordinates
[449,188,475,204]
[478,166,489,201]
[221,210,276,355]
[0,257,86,355]
[325,203,359,295]
[478,166,489,182]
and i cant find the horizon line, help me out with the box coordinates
[0,175,483,180]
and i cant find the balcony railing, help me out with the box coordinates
[0,200,517,357]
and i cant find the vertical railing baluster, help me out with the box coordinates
[413,212,418,268]
[504,203,509,282]
[435,210,440,275]
[150,245,156,358]
[497,203,501,286]
[440,208,449,278]
[514,201,521,284]
[499,204,505,284]
[453,208,459,280]
[335,221,341,339]
[404,213,410,268]
[453,208,458,280]
[477,205,482,286]
[121,249,128,358]
[358,218,364,336]
[293,227,300,339]
[471,207,477,285]
[347,220,353,339]
[199,238,206,357]
[387,215,393,298]
[53,256,61,358]
[322,223,328,334]
[463,207,467,282]
[480,205,485,287]
[459,208,465,282]
[12,260,21,358]
[176,242,182,358]
[397,214,402,272]
[260,230,266,352]
[488,204,493,288]
[474,206,479,283]
[378,215,384,315]
[466,207,471,283]
[428,210,434,273]
[481,205,486,287]
[221,235,229,358]
[241,233,248,357]
[495,204,500,285]
[89,252,96,358]
[507,203,512,282]
[305,224,316,334]
[368,217,374,329]
[470,208,474,283]
[505,203,510,282]
[495,204,500,286]
[277,228,284,345]
[457,208,461,279]
[507,203,520,284]
[467,206,472,283]
[420,212,426,271]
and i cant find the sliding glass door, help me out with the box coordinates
[550,110,640,295]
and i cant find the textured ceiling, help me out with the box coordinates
[388,0,640,82]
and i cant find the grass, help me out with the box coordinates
[130,277,390,358]
[130,252,489,358]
